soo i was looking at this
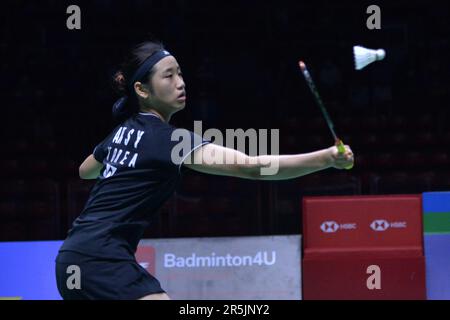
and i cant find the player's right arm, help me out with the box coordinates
[183,143,354,181]
[79,155,104,179]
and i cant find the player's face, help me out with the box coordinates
[147,56,186,113]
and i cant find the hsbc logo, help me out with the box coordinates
[370,219,407,232]
[370,219,389,231]
[320,221,357,233]
[321,221,339,233]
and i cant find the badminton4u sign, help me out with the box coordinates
[138,235,302,300]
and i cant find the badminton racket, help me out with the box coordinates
[298,60,353,170]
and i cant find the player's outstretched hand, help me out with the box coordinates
[329,145,354,169]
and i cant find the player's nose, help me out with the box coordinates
[176,76,185,90]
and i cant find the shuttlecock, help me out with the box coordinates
[353,46,386,70]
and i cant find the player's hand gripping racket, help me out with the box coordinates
[298,61,353,169]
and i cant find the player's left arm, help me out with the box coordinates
[79,155,104,179]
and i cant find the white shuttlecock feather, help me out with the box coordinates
[353,46,386,70]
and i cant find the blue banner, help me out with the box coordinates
[0,241,63,300]
[422,192,450,300]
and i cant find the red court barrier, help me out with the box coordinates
[302,195,426,300]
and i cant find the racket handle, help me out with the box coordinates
[335,139,353,170]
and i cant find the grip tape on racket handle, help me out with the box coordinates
[336,139,353,170]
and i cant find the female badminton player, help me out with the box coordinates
[55,40,354,300]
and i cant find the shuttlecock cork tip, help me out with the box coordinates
[298,61,305,70]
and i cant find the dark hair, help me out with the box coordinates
[112,40,165,119]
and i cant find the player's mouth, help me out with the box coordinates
[176,92,186,101]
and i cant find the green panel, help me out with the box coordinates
[423,212,450,234]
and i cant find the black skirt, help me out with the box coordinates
[55,250,165,300]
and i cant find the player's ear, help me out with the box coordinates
[134,82,151,99]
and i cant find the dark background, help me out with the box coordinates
[1,0,449,241]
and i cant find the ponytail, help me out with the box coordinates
[111,40,166,121]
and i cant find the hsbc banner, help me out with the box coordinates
[137,235,302,300]
[303,255,426,300]
[303,195,423,256]
[302,195,426,299]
